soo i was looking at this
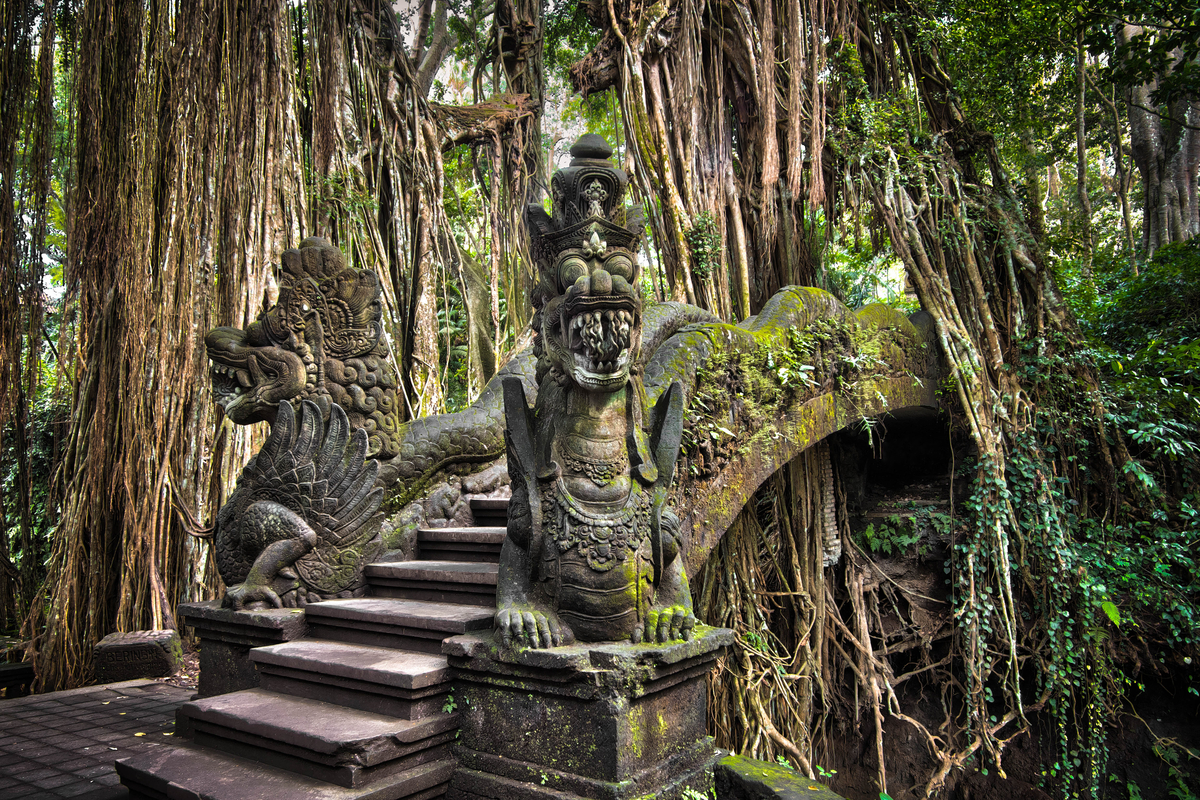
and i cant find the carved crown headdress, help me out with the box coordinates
[526,135,644,290]
[261,238,384,360]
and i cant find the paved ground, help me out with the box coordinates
[0,678,192,799]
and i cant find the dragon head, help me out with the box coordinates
[205,321,307,425]
[206,238,401,458]
[527,135,645,394]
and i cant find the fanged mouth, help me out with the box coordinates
[210,362,251,408]
[564,307,635,376]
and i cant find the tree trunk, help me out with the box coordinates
[1120,25,1200,254]
[1075,29,1094,288]
[32,0,306,690]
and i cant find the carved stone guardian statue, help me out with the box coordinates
[495,134,695,648]
[445,136,732,800]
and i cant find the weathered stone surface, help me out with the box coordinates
[303,597,494,653]
[251,638,451,719]
[117,740,456,800]
[416,526,506,563]
[93,629,181,683]
[445,626,731,800]
[175,687,460,786]
[677,369,939,576]
[367,561,500,607]
[180,600,310,644]
[714,753,847,800]
[252,639,451,691]
[180,600,308,697]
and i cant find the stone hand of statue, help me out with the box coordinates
[222,582,282,611]
[496,606,575,649]
[634,606,696,644]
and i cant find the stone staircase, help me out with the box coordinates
[117,498,508,800]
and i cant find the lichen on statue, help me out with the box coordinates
[495,134,697,648]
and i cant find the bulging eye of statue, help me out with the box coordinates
[604,254,634,281]
[558,256,589,287]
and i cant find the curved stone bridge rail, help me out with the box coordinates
[642,287,942,575]
[379,287,943,570]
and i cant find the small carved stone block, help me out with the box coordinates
[93,630,182,683]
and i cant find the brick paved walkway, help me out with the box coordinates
[0,678,192,799]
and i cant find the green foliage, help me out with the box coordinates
[544,0,603,80]
[1084,239,1200,354]
[1154,742,1200,800]
[435,278,472,413]
[1,391,70,629]
[1083,0,1200,107]
[684,212,721,282]
[997,242,1200,796]
[858,517,922,557]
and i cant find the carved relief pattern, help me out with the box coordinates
[542,480,653,572]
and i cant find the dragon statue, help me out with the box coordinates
[200,135,941,615]
[206,239,401,459]
[205,400,384,609]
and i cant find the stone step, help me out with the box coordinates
[117,739,455,800]
[366,561,499,606]
[176,688,459,788]
[251,639,452,719]
[469,497,508,527]
[416,526,506,563]
[304,597,493,653]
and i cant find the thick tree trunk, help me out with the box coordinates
[1121,25,1200,254]
[569,0,819,322]
[32,0,305,690]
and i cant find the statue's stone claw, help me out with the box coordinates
[222,582,282,612]
[496,607,573,649]
[641,606,696,644]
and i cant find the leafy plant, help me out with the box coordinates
[859,517,923,556]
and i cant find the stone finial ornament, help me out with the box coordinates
[496,135,695,648]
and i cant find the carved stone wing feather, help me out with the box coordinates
[286,401,384,594]
[229,400,384,596]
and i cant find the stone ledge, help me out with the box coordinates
[445,625,733,676]
[451,740,719,800]
[715,753,847,800]
[179,600,309,648]
[445,627,732,702]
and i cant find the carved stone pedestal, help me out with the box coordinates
[443,625,734,800]
[178,600,308,697]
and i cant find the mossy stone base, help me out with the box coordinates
[443,625,733,800]
[714,753,847,800]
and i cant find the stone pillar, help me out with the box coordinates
[178,601,308,697]
[443,625,734,800]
